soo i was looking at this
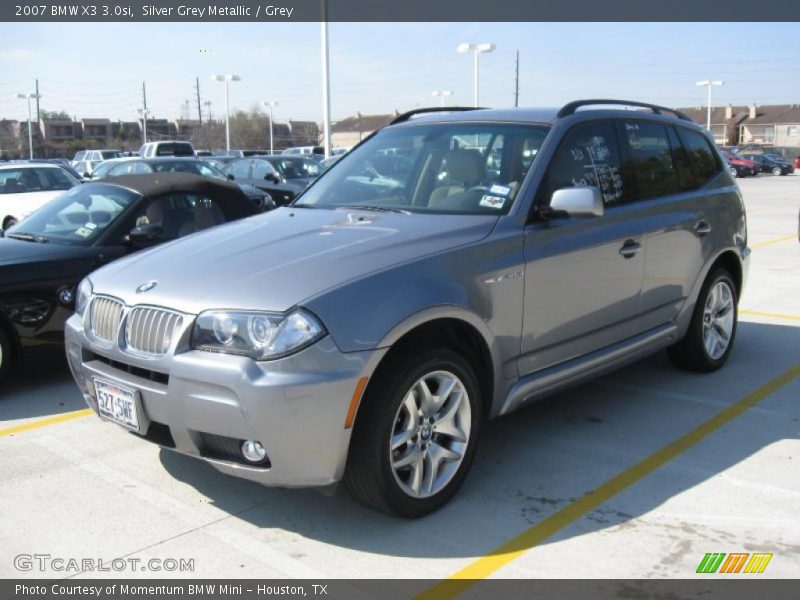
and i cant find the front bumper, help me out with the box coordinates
[65,312,383,487]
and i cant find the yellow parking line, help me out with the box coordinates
[0,409,93,437]
[751,235,795,249]
[740,309,800,321]
[415,363,800,599]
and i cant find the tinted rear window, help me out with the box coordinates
[677,128,722,184]
[620,121,679,200]
[156,143,195,157]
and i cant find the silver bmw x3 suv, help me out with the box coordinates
[66,100,749,517]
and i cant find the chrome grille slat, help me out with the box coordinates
[125,306,183,356]
[90,297,124,343]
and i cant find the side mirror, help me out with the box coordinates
[265,173,280,184]
[128,223,164,245]
[549,186,604,218]
[83,172,91,179]
[227,174,235,181]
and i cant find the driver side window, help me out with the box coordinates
[539,121,625,208]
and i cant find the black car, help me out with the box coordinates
[260,155,323,189]
[0,173,261,382]
[224,157,307,206]
[739,153,795,176]
[89,157,275,211]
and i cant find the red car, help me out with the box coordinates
[794,155,800,170]
[720,150,758,178]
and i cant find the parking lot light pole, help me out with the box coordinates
[213,74,241,151]
[17,93,39,159]
[696,80,724,132]
[432,90,453,107]
[262,101,278,154]
[457,43,495,107]
[136,107,151,145]
[321,17,332,159]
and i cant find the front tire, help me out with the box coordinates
[668,269,738,372]
[344,347,482,518]
[772,166,783,176]
[728,166,739,178]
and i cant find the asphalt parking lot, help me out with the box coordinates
[1,175,798,585]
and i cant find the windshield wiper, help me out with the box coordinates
[6,232,49,243]
[291,203,319,209]
[338,205,410,214]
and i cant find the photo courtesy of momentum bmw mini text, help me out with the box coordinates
[0,1,799,599]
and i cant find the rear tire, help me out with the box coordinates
[668,269,738,372]
[344,347,482,518]
[728,166,738,178]
[772,166,782,176]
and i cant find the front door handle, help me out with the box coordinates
[695,221,712,236]
[619,239,641,259]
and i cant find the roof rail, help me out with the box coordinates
[557,99,692,122]
[389,106,485,126]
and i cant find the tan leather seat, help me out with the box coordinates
[429,149,485,207]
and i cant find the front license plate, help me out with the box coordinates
[94,378,140,431]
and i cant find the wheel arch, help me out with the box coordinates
[367,308,502,423]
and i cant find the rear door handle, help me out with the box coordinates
[695,221,712,236]
[619,239,641,258]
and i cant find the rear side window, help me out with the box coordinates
[155,143,194,157]
[540,120,624,207]
[677,128,722,185]
[229,160,251,179]
[619,121,679,200]
[666,127,697,191]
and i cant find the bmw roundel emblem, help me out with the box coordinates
[136,280,158,294]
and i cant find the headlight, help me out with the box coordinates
[192,308,325,360]
[75,278,93,316]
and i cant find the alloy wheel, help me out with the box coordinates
[702,280,735,360]
[389,370,471,499]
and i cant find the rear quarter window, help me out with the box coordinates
[619,121,679,200]
[677,128,722,184]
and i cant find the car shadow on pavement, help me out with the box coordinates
[0,343,86,421]
[159,320,799,561]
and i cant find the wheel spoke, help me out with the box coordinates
[429,440,461,463]
[435,391,468,442]
[393,443,420,469]
[415,379,435,414]
[431,375,458,413]
[391,427,415,451]
[408,448,424,495]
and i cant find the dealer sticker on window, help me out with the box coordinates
[479,195,506,209]
[489,184,512,196]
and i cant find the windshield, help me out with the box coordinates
[0,167,79,194]
[269,157,322,179]
[295,122,549,214]
[11,184,138,245]
[100,150,124,159]
[91,160,125,179]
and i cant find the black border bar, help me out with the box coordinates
[3,0,800,22]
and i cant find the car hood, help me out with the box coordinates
[0,237,92,265]
[88,207,498,314]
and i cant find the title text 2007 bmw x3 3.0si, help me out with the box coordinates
[66,100,749,517]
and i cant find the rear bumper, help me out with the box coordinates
[65,313,383,487]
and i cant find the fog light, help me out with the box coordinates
[241,440,267,463]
